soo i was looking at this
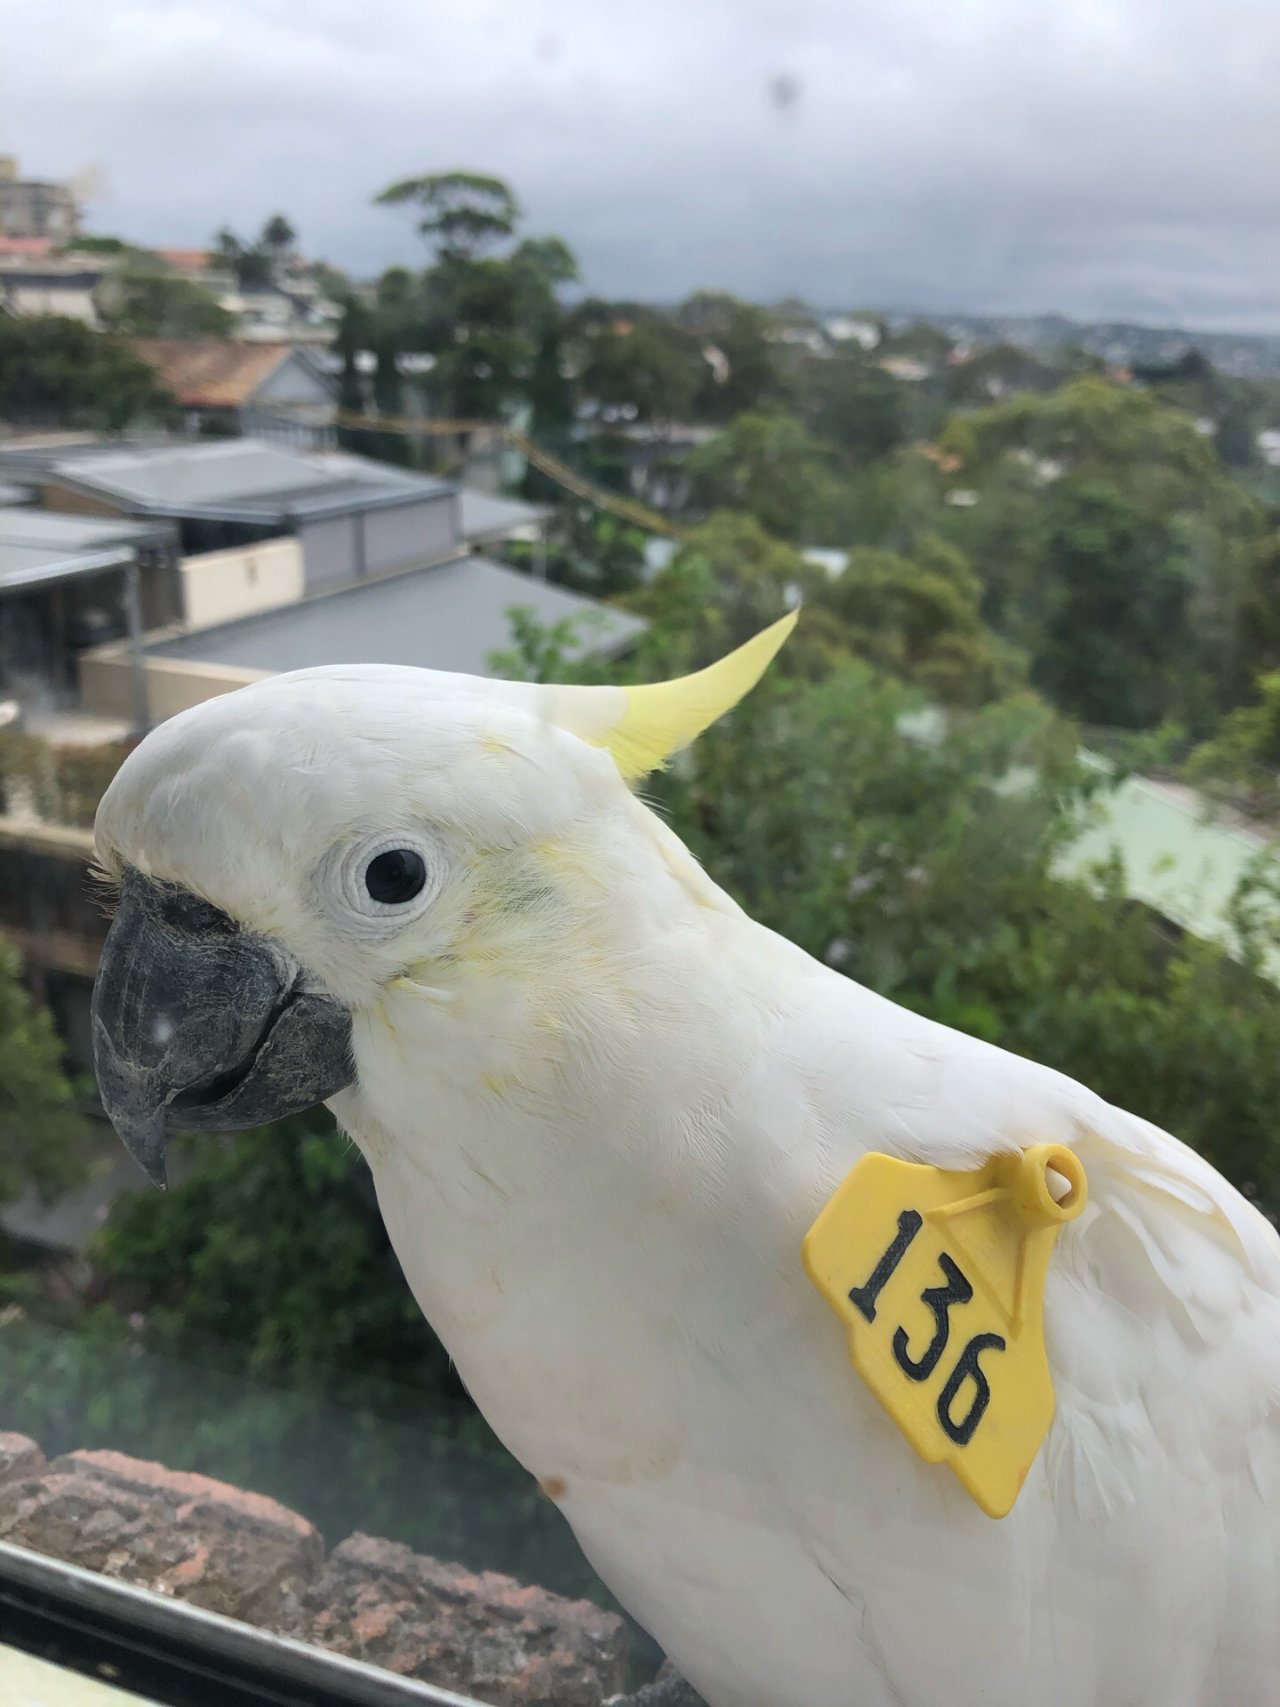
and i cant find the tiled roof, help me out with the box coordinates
[154,247,213,273]
[130,339,300,408]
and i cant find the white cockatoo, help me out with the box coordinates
[89,616,1280,1707]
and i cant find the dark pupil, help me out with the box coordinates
[365,848,427,906]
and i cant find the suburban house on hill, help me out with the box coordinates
[129,339,338,445]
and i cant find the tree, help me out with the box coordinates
[96,251,234,339]
[572,311,704,426]
[376,171,520,262]
[798,349,911,462]
[627,512,842,674]
[332,290,370,447]
[936,377,1265,728]
[372,171,578,425]
[0,315,171,430]
[0,940,91,1208]
[1031,480,1197,728]
[213,214,303,290]
[815,536,1012,707]
[1215,404,1257,470]
[943,342,1054,407]
[364,267,418,465]
[682,412,850,541]
[260,213,297,262]
[674,291,780,422]
[505,504,649,599]
[213,226,272,289]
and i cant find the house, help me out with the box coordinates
[0,157,79,242]
[0,438,459,591]
[0,436,636,735]
[878,355,932,383]
[129,340,338,445]
[0,506,175,734]
[0,239,103,324]
[79,551,646,724]
[824,316,881,350]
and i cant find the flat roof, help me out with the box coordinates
[458,488,551,542]
[145,554,646,678]
[0,507,164,594]
[28,439,452,525]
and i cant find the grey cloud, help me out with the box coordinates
[3,0,1279,329]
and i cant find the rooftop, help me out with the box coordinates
[457,488,551,544]
[144,553,645,678]
[32,438,453,525]
[0,507,165,594]
[1055,763,1280,982]
[130,339,329,409]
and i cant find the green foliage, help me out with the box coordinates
[798,349,911,462]
[0,315,171,430]
[935,377,1265,729]
[571,307,704,426]
[0,939,91,1208]
[369,170,579,426]
[1031,479,1197,727]
[682,411,851,541]
[943,343,1056,408]
[674,292,780,421]
[1182,670,1280,818]
[376,172,520,261]
[815,535,1016,708]
[213,214,299,289]
[505,504,649,599]
[631,513,1011,705]
[96,250,233,339]
[627,513,834,672]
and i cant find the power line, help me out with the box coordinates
[325,410,686,539]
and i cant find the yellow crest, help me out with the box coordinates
[595,611,798,779]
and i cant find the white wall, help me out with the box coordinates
[79,649,265,723]
[178,537,304,629]
[3,282,98,323]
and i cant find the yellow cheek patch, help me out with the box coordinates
[803,1145,1087,1518]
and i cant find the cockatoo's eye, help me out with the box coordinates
[317,832,447,934]
[365,848,427,905]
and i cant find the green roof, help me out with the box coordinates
[1055,760,1280,979]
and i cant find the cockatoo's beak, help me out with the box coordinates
[91,869,354,1188]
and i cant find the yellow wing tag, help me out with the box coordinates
[802,1145,1087,1518]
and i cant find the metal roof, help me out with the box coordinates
[458,488,552,542]
[145,554,646,678]
[33,439,452,524]
[0,507,164,594]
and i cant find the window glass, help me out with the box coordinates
[2,5,1278,1705]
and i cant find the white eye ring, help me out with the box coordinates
[318,832,447,935]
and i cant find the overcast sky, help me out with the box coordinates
[4,0,1280,332]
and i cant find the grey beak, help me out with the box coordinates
[91,869,354,1187]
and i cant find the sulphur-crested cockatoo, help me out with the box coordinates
[90,617,1280,1707]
